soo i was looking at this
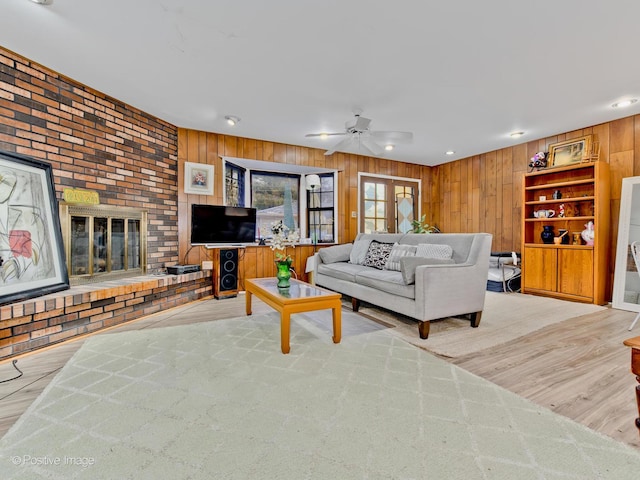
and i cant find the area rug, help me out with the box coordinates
[1,311,638,480]
[352,292,608,358]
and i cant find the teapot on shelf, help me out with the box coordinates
[581,221,595,246]
[533,209,555,218]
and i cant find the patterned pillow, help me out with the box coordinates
[362,240,395,270]
[384,243,417,271]
[415,243,453,259]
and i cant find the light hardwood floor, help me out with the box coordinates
[1,293,639,450]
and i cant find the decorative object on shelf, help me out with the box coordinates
[270,220,300,289]
[534,209,555,218]
[558,229,570,245]
[581,221,595,246]
[539,195,546,201]
[548,135,592,168]
[553,190,562,199]
[558,204,565,217]
[541,225,555,244]
[528,151,548,171]
[572,232,582,245]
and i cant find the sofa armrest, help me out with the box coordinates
[413,261,488,320]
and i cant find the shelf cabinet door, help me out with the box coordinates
[523,246,557,292]
[558,248,593,299]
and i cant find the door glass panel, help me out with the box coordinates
[93,217,108,273]
[111,219,125,271]
[70,216,89,276]
[128,219,141,268]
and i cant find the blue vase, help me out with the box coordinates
[541,225,555,244]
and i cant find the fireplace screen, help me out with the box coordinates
[60,204,147,283]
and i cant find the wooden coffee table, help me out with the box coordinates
[245,277,342,354]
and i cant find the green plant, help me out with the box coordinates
[411,214,438,233]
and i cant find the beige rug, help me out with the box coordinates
[351,292,608,358]
[1,312,639,479]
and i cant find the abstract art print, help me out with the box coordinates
[0,151,69,305]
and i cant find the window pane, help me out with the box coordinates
[364,182,375,199]
[111,219,125,271]
[376,202,386,217]
[364,201,375,217]
[93,217,108,273]
[251,173,299,239]
[376,184,386,200]
[225,164,244,207]
[375,219,387,232]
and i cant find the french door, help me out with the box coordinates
[359,175,420,234]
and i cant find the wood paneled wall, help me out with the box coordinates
[179,115,640,300]
[177,129,433,267]
[433,116,640,299]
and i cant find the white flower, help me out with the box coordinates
[269,220,299,261]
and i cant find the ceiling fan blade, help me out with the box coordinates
[324,136,355,156]
[353,116,372,131]
[360,137,384,156]
[305,132,346,138]
[371,131,413,143]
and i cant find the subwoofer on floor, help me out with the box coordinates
[213,248,238,299]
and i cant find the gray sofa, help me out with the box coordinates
[313,232,493,339]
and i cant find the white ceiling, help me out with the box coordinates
[2,0,640,166]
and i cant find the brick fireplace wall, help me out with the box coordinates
[0,47,179,271]
[0,47,190,358]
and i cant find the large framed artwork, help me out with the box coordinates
[548,135,592,168]
[184,162,214,195]
[0,151,69,305]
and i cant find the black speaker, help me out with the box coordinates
[215,248,238,298]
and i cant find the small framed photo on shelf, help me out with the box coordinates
[548,135,592,168]
[184,162,214,195]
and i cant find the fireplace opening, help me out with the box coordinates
[59,203,147,284]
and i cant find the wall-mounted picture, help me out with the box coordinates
[548,135,592,168]
[0,150,69,305]
[184,162,214,195]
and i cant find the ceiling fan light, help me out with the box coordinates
[612,99,637,108]
[384,144,394,151]
[225,115,240,126]
[319,133,329,140]
[30,0,53,4]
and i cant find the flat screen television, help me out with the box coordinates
[191,204,257,245]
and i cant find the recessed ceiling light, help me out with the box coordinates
[445,150,455,155]
[510,131,525,138]
[612,99,638,108]
[384,144,394,151]
[224,115,240,126]
[30,0,53,4]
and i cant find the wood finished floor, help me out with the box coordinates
[1,293,639,450]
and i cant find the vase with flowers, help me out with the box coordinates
[270,220,300,288]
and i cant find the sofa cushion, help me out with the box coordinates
[400,256,456,285]
[415,243,453,259]
[349,238,372,265]
[362,240,395,270]
[318,243,352,264]
[317,262,370,283]
[384,243,417,271]
[355,269,415,299]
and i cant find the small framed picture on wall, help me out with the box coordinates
[184,162,214,195]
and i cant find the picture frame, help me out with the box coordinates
[548,135,592,168]
[0,150,69,305]
[184,162,214,195]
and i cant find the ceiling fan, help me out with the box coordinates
[305,109,413,156]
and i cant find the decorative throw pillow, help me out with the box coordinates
[384,243,417,271]
[362,240,395,270]
[415,243,453,260]
[318,243,353,264]
[400,256,456,284]
[349,238,372,265]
